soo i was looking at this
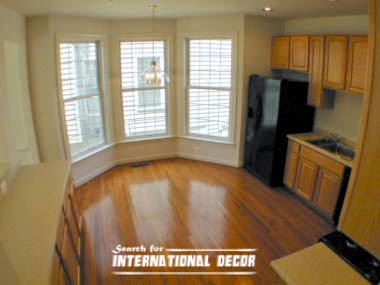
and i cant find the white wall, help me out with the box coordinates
[0,5,39,169]
[284,15,368,143]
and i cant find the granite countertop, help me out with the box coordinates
[271,243,369,285]
[0,160,70,285]
[287,133,354,167]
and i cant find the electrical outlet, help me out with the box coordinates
[194,144,200,154]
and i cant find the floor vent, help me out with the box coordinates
[131,162,150,168]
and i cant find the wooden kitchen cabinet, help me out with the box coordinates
[346,35,368,94]
[290,35,309,71]
[59,222,81,285]
[295,157,318,201]
[313,168,343,218]
[64,194,81,258]
[285,139,347,220]
[52,176,83,285]
[284,141,301,189]
[58,267,71,285]
[271,36,290,69]
[324,35,348,90]
[308,36,334,108]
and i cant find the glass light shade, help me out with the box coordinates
[141,60,169,85]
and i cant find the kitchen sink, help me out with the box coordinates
[306,138,355,160]
[307,138,336,146]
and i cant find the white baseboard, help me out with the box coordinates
[73,151,240,186]
[115,153,177,165]
[74,161,117,187]
[177,152,240,167]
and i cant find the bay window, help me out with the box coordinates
[58,41,106,158]
[120,40,169,138]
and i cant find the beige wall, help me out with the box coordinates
[240,15,284,162]
[27,16,64,162]
[316,94,363,142]
[284,15,368,35]
[0,5,39,168]
[284,15,368,143]
[0,4,37,283]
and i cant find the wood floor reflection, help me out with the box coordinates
[76,158,334,285]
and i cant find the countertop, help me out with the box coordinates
[287,133,354,167]
[0,160,70,285]
[271,242,370,285]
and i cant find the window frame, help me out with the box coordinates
[55,34,110,162]
[116,34,173,141]
[183,33,238,144]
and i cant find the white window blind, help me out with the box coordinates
[120,40,168,138]
[186,39,233,140]
[59,42,105,157]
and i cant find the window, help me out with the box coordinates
[120,40,168,138]
[186,39,233,141]
[58,42,105,157]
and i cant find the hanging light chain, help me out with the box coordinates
[149,5,157,34]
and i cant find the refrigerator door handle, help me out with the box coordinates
[255,95,263,131]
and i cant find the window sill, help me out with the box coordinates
[71,144,115,164]
[118,135,175,144]
[179,136,235,145]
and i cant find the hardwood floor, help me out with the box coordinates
[76,158,334,285]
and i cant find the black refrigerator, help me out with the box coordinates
[244,75,315,187]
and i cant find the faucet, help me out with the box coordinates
[329,133,343,146]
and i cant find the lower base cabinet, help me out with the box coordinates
[313,168,343,217]
[52,177,84,285]
[284,140,346,221]
[294,157,319,201]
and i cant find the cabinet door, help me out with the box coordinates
[271,36,290,69]
[58,222,80,285]
[52,249,61,285]
[58,264,71,285]
[64,195,81,258]
[295,157,318,201]
[290,35,309,71]
[324,35,348,90]
[308,36,332,107]
[284,151,299,189]
[313,168,343,218]
[283,141,300,189]
[346,35,368,94]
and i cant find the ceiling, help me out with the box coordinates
[0,0,368,19]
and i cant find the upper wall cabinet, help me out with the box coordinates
[271,36,290,69]
[323,35,348,90]
[346,36,368,94]
[308,36,326,107]
[270,34,368,101]
[290,35,309,71]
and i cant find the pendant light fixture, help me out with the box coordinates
[141,5,169,85]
